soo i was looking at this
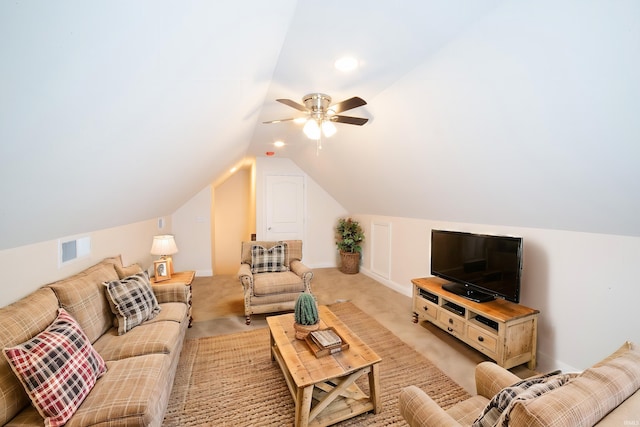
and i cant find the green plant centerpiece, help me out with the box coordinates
[293,292,320,340]
[336,217,364,274]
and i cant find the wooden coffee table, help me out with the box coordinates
[267,305,381,427]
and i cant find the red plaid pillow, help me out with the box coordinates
[3,308,107,427]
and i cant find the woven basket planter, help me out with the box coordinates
[293,322,320,340]
[340,251,361,274]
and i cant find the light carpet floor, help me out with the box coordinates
[185,268,536,395]
[163,301,471,426]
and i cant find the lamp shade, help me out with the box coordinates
[150,235,178,256]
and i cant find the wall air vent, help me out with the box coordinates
[59,236,91,267]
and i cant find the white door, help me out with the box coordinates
[265,175,304,241]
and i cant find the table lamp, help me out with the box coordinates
[150,235,178,275]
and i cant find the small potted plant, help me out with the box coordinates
[293,292,319,340]
[336,217,364,274]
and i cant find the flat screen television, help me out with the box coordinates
[430,229,523,303]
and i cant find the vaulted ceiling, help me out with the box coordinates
[1,1,639,251]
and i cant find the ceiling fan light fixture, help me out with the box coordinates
[265,93,368,147]
[321,120,337,138]
[303,119,321,140]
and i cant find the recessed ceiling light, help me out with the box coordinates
[230,167,237,173]
[334,56,358,72]
[274,140,285,147]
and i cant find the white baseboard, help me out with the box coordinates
[195,269,213,277]
[536,351,580,374]
[359,267,412,298]
[309,262,337,269]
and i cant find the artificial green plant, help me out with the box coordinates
[294,293,319,325]
[336,218,364,253]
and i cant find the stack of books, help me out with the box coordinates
[305,327,349,357]
[310,329,342,348]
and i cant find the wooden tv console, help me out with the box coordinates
[412,277,539,369]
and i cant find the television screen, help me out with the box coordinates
[430,230,523,303]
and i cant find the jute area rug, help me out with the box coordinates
[163,301,470,426]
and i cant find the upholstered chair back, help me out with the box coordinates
[240,240,303,268]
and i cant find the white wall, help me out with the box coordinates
[171,186,213,276]
[0,217,169,306]
[294,0,640,241]
[353,213,640,373]
[255,157,348,267]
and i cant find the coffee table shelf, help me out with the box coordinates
[267,305,381,427]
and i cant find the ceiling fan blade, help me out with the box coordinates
[330,97,367,114]
[332,115,369,126]
[263,118,296,124]
[276,98,307,112]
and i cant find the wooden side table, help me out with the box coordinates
[154,270,195,327]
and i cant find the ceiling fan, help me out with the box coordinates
[263,93,368,140]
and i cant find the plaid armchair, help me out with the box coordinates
[237,240,313,325]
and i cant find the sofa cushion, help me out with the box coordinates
[253,271,305,295]
[473,370,575,427]
[103,272,161,335]
[92,318,183,361]
[145,302,189,324]
[3,308,107,427]
[64,354,171,427]
[48,259,119,343]
[101,254,124,270]
[151,281,191,304]
[593,340,634,367]
[0,287,60,426]
[115,262,143,279]
[509,342,640,427]
[250,244,289,273]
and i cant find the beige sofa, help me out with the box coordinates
[0,256,190,427]
[399,341,640,426]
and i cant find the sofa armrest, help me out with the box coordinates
[475,361,521,399]
[151,282,190,305]
[290,260,313,287]
[237,263,253,291]
[399,386,462,427]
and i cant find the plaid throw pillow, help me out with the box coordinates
[473,370,576,427]
[103,272,161,335]
[3,308,107,427]
[251,244,289,274]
